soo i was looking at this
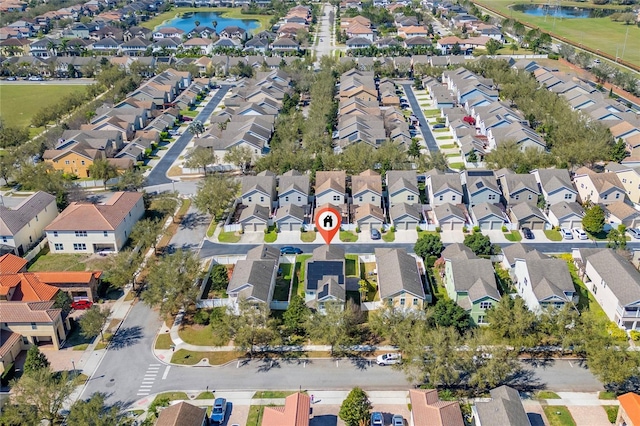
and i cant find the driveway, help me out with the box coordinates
[566,406,611,426]
[167,205,210,253]
[401,84,439,152]
[145,86,230,186]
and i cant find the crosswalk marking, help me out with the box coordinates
[136,363,163,396]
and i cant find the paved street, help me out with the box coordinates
[145,86,230,186]
[401,84,439,152]
[166,205,210,253]
[314,3,335,63]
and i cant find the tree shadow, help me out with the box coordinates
[310,414,338,426]
[505,368,546,393]
[179,212,209,230]
[108,326,143,350]
[521,352,556,369]
[346,352,375,371]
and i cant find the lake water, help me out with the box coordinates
[157,11,260,33]
[512,4,616,18]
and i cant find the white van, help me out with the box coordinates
[376,353,401,366]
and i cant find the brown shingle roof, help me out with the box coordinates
[409,389,464,426]
[155,401,206,426]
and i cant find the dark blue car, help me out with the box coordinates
[280,246,303,255]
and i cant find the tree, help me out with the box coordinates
[186,120,205,138]
[369,305,424,347]
[193,174,239,220]
[607,224,627,249]
[485,38,502,55]
[339,388,371,426]
[223,145,254,173]
[87,158,118,189]
[141,249,203,316]
[414,233,444,259]
[114,168,145,191]
[184,146,216,174]
[210,264,229,292]
[408,138,421,159]
[230,300,278,355]
[467,150,478,163]
[417,150,448,172]
[485,296,537,348]
[582,203,605,235]
[67,393,121,426]
[1,369,74,426]
[451,42,461,55]
[130,218,163,252]
[52,291,72,316]
[282,294,311,337]
[79,305,110,341]
[429,298,471,333]
[610,138,628,162]
[307,301,362,355]
[102,250,143,290]
[509,42,518,55]
[23,345,50,375]
[463,231,495,256]
[0,149,16,184]
[0,119,30,148]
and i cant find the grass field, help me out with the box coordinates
[141,7,271,33]
[475,0,640,67]
[0,84,89,128]
[542,405,576,426]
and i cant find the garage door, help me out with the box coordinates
[360,222,372,231]
[562,220,580,229]
[483,221,502,230]
[529,220,545,230]
[451,222,464,231]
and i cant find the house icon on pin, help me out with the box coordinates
[323,214,333,228]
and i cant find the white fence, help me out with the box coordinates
[361,301,382,311]
[270,301,289,310]
[196,298,234,309]
[223,223,242,233]
[210,254,247,265]
[24,238,49,262]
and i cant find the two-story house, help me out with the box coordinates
[304,245,346,311]
[496,169,540,206]
[241,171,277,209]
[426,171,464,207]
[573,248,640,331]
[605,162,640,206]
[513,257,577,312]
[531,168,577,207]
[45,191,144,254]
[277,170,309,207]
[573,167,626,206]
[463,171,501,207]
[351,169,382,207]
[441,243,501,325]
[0,192,58,256]
[386,170,420,206]
[315,171,347,208]
[375,248,428,309]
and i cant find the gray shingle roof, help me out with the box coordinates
[525,258,575,301]
[510,203,547,222]
[312,245,345,261]
[386,170,418,195]
[441,243,476,260]
[247,244,280,260]
[450,259,500,302]
[375,248,426,299]
[226,258,277,303]
[389,202,422,221]
[275,204,305,222]
[534,168,574,194]
[429,173,463,197]
[278,170,309,197]
[579,248,640,306]
[474,386,530,426]
[316,277,346,302]
[502,243,547,267]
[241,174,276,199]
[549,201,584,220]
[434,203,466,222]
[0,191,56,235]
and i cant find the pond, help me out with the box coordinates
[156,11,260,33]
[511,4,616,18]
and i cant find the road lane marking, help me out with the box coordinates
[162,366,171,380]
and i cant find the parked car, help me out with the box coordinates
[432,123,445,129]
[280,246,303,255]
[182,116,193,122]
[370,412,384,426]
[376,353,401,366]
[392,414,405,426]
[211,398,227,424]
[627,228,640,239]
[71,300,93,310]
[560,228,573,240]
[521,227,534,239]
[28,75,43,81]
[573,228,588,240]
[370,228,381,240]
[6,76,16,81]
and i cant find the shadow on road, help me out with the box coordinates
[506,368,545,393]
[180,212,209,230]
[109,326,143,350]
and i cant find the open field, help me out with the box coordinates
[141,7,270,33]
[475,0,640,67]
[0,84,88,128]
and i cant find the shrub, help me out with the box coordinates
[193,309,210,325]
[548,53,560,60]
[473,226,481,233]
[390,226,396,232]
[355,227,360,233]
[435,227,441,233]
[606,322,628,341]
[630,330,640,341]
[501,225,508,232]
[148,396,170,417]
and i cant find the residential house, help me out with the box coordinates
[315,171,347,207]
[616,393,640,426]
[241,171,277,208]
[573,167,626,205]
[182,37,214,55]
[274,204,305,232]
[43,142,105,177]
[277,170,309,207]
[376,248,428,309]
[426,171,463,207]
[351,169,382,206]
[442,243,500,325]
[531,168,577,206]
[573,248,640,331]
[470,202,506,230]
[464,172,501,207]
[354,204,385,231]
[605,201,640,230]
[219,26,248,41]
[226,245,279,305]
[433,203,467,231]
[472,386,531,426]
[45,191,145,254]
[261,392,311,426]
[271,37,300,52]
[0,192,58,256]
[501,243,548,271]
[508,203,548,230]
[238,204,270,233]
[155,401,207,426]
[605,162,640,206]
[304,245,346,310]
[513,257,576,312]
[547,201,584,229]
[1,301,68,354]
[409,389,464,426]
[496,169,540,206]
[152,26,184,40]
[386,170,420,206]
[389,203,422,230]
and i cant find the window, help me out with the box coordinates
[400,298,405,306]
[54,243,63,250]
[439,195,444,201]
[104,231,108,237]
[359,197,363,202]
[371,196,375,202]
[285,196,289,202]
[564,193,572,199]
[260,196,264,202]
[581,183,585,188]
[35,215,38,222]
[407,195,415,201]
[297,196,301,202]
[592,284,598,294]
[73,243,86,251]
[480,301,492,310]
[333,195,340,201]
[74,231,87,237]
[616,193,620,199]
[528,194,532,200]
[2,237,7,243]
[65,160,70,165]
[248,196,252,202]
[387,298,393,306]
[488,194,496,200]
[80,160,85,165]
[53,231,58,237]
[477,315,487,324]
[623,178,627,183]
[31,323,37,330]
[452,195,456,201]
[514,194,519,200]
[413,298,418,306]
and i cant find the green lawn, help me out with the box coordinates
[339,230,358,242]
[345,254,360,277]
[433,129,449,133]
[273,264,292,301]
[445,153,460,158]
[171,349,242,365]
[300,231,316,242]
[542,406,576,426]
[293,254,311,297]
[206,221,217,238]
[505,231,522,242]
[0,84,89,129]
[436,136,454,140]
[475,0,640,67]
[155,333,173,350]
[423,108,440,115]
[178,323,231,346]
[196,391,215,400]
[28,253,90,272]
[382,230,395,242]
[246,406,268,426]
[180,109,199,118]
[154,392,189,403]
[448,162,465,170]
[544,229,563,241]
[141,7,271,33]
[218,231,241,243]
[253,391,296,399]
[439,144,457,149]
[536,391,561,399]
[604,406,619,423]
[599,391,617,400]
[264,227,277,243]
[557,254,608,320]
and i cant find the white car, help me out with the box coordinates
[560,228,573,240]
[573,228,588,240]
[376,353,401,366]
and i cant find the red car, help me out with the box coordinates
[71,300,93,310]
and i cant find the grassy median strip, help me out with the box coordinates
[171,349,243,365]
[155,333,174,350]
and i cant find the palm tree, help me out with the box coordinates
[59,39,69,56]
[187,120,205,137]
[509,42,518,55]
[46,40,57,58]
[88,158,118,189]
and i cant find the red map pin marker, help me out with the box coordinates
[315,205,341,245]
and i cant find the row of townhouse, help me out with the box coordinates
[43,68,211,176]
[192,69,291,171]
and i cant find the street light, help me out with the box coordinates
[71,359,76,377]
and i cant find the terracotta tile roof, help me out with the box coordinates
[262,392,310,426]
[409,389,464,426]
[0,273,59,302]
[0,253,28,273]
[155,401,206,426]
[1,300,61,323]
[619,393,640,426]
[45,191,143,231]
[33,271,101,284]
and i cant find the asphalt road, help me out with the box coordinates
[314,3,335,62]
[145,86,230,186]
[401,84,439,152]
